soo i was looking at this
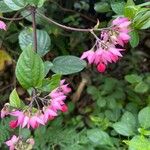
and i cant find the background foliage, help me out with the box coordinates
[0,0,150,149]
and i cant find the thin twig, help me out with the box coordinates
[37,11,110,32]
[49,0,97,23]
[0,13,32,21]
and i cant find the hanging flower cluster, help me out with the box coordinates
[0,20,6,30]
[81,17,131,73]
[1,80,71,129]
[5,135,34,150]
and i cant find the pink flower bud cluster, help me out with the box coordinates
[1,80,71,129]
[5,135,34,150]
[81,17,131,73]
[0,20,6,30]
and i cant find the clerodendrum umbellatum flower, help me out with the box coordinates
[81,17,131,73]
[5,135,19,150]
[5,135,35,150]
[0,20,6,30]
[2,80,71,129]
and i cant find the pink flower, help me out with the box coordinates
[5,135,19,150]
[80,17,131,73]
[112,17,131,46]
[97,63,106,73]
[0,20,6,30]
[81,50,95,64]
[7,80,71,129]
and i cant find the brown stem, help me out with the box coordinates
[0,13,32,21]
[37,11,110,32]
[31,7,37,52]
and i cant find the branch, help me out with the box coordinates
[0,13,32,21]
[37,11,110,32]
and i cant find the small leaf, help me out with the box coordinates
[51,55,86,75]
[94,2,111,13]
[113,111,137,136]
[128,136,150,150]
[19,28,51,56]
[138,107,150,129]
[9,89,21,108]
[20,128,31,139]
[134,82,149,94]
[16,46,45,89]
[129,30,139,48]
[125,74,142,84]
[40,74,61,92]
[87,129,113,146]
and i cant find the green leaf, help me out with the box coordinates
[125,74,142,84]
[19,28,51,57]
[16,47,45,89]
[9,89,21,108]
[138,107,150,129]
[40,74,61,92]
[20,128,31,139]
[129,30,139,48]
[26,0,46,7]
[94,2,111,13]
[87,129,113,146]
[4,0,26,10]
[124,0,140,19]
[134,82,149,94]
[133,9,150,29]
[128,136,150,150]
[140,18,150,29]
[0,1,14,12]
[113,111,137,136]
[111,0,125,15]
[51,55,86,75]
[44,61,53,76]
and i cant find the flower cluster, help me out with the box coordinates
[1,80,71,129]
[5,135,34,150]
[0,20,6,30]
[81,17,131,73]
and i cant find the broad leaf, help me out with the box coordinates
[4,0,26,10]
[19,28,51,56]
[111,0,125,15]
[0,1,13,12]
[51,55,86,75]
[16,47,45,89]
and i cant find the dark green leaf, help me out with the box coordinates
[51,55,86,75]
[19,28,51,56]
